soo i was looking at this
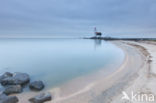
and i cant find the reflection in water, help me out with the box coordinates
[94,39,102,50]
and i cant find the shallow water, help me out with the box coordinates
[0,39,124,88]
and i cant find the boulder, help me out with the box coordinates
[29,92,52,103]
[0,72,13,83]
[1,73,30,85]
[29,81,44,91]
[0,93,18,103]
[3,85,22,95]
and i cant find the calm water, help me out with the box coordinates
[0,39,124,88]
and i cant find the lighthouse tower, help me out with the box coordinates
[94,27,102,37]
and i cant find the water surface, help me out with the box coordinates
[0,39,124,88]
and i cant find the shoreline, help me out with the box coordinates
[49,44,127,103]
[16,41,126,103]
[16,40,149,103]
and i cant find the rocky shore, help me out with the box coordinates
[0,72,52,103]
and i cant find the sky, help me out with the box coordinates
[0,0,156,38]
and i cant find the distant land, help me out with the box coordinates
[84,36,156,41]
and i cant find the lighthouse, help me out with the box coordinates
[94,27,102,37]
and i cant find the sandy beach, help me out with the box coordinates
[111,41,156,103]
[15,40,156,103]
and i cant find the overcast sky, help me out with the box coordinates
[0,0,156,37]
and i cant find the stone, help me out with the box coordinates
[1,72,30,85]
[3,85,22,95]
[0,93,18,103]
[29,92,52,103]
[0,72,13,83]
[29,81,44,91]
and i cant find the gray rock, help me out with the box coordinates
[0,72,13,83]
[29,81,44,91]
[1,72,30,85]
[0,93,18,103]
[3,85,22,95]
[29,92,52,103]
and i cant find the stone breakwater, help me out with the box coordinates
[0,72,52,103]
